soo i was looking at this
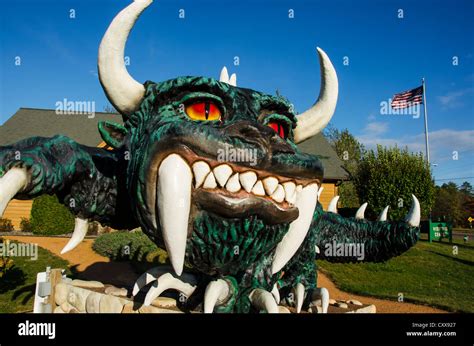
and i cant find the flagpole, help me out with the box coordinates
[422,78,430,164]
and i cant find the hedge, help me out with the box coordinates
[92,230,159,262]
[30,195,75,235]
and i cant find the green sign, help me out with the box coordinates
[428,221,452,243]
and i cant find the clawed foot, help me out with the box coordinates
[132,266,198,306]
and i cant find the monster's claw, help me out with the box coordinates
[312,287,329,313]
[143,273,196,306]
[295,283,305,313]
[60,217,89,254]
[133,267,170,296]
[377,206,390,221]
[132,266,197,300]
[249,288,279,313]
[204,279,231,313]
[327,195,339,213]
[0,167,28,216]
[355,202,368,220]
[405,194,420,227]
[271,283,281,305]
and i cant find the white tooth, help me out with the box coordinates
[355,202,368,219]
[327,195,339,213]
[204,279,230,313]
[282,182,296,202]
[251,180,265,196]
[377,206,390,221]
[263,177,278,195]
[239,171,257,193]
[271,283,280,305]
[249,289,279,313]
[287,192,296,205]
[157,154,192,276]
[315,245,320,254]
[213,164,233,187]
[295,283,305,313]
[270,184,285,203]
[0,167,28,217]
[203,172,217,189]
[296,184,303,194]
[225,173,241,193]
[60,218,88,254]
[272,183,319,274]
[312,287,329,313]
[192,161,210,188]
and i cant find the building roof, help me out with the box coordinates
[0,108,348,181]
[297,133,349,181]
[0,108,122,147]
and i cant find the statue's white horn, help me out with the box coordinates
[98,0,150,116]
[293,47,338,143]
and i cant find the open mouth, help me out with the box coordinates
[144,146,321,276]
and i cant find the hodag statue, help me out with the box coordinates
[0,0,420,313]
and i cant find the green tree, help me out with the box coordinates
[353,145,435,220]
[324,126,365,208]
[459,181,473,198]
[432,181,474,227]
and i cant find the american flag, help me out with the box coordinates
[391,85,424,109]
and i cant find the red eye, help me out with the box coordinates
[268,121,287,139]
[185,101,221,121]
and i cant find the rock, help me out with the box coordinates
[105,286,128,297]
[347,299,363,306]
[329,299,337,305]
[122,302,139,314]
[55,283,68,306]
[54,306,65,313]
[278,306,291,313]
[67,286,91,312]
[355,304,376,313]
[151,297,177,308]
[60,302,79,313]
[71,279,105,289]
[85,292,103,313]
[99,294,126,313]
[138,305,183,313]
[335,302,348,309]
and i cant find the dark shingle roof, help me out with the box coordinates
[0,108,123,147]
[0,108,348,181]
[297,133,349,181]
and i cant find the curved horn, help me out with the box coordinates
[98,0,151,116]
[293,47,338,143]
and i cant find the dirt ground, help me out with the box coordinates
[4,235,447,313]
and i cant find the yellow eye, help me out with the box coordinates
[185,101,221,121]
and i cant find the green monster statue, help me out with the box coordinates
[0,0,420,313]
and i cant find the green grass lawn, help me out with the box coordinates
[0,241,71,313]
[318,238,474,313]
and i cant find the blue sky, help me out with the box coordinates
[1,0,473,186]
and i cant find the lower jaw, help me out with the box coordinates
[184,210,289,276]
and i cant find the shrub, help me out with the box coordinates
[30,195,74,235]
[145,248,169,264]
[0,218,14,232]
[0,238,14,278]
[92,230,158,261]
[19,218,34,232]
